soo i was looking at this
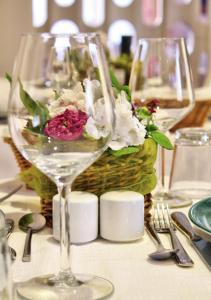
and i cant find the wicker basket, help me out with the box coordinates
[4,137,157,226]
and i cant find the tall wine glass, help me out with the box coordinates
[8,33,115,300]
[129,37,195,207]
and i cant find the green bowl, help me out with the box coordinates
[189,197,211,234]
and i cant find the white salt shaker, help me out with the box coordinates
[100,191,144,242]
[53,191,98,244]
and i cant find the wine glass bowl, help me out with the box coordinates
[130,38,195,131]
[8,33,115,299]
[129,38,195,207]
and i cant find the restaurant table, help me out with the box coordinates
[0,124,211,300]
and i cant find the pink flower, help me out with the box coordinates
[44,109,88,141]
[147,99,160,114]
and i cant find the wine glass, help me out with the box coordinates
[8,33,115,300]
[0,210,13,300]
[129,37,195,207]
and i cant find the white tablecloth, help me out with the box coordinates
[0,124,211,300]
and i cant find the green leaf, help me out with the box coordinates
[5,73,12,85]
[36,102,50,127]
[19,80,50,132]
[109,146,140,157]
[136,107,151,120]
[19,80,38,115]
[122,85,131,100]
[82,130,96,141]
[109,69,131,101]
[53,89,61,100]
[146,124,158,132]
[150,131,174,150]
[109,69,122,92]
[26,126,44,135]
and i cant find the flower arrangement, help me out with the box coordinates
[108,71,173,153]
[6,72,172,206]
[8,71,172,154]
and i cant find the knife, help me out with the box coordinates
[171,212,211,270]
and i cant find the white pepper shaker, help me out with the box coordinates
[53,191,98,244]
[100,191,144,242]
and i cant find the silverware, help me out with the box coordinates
[19,213,46,262]
[0,184,23,203]
[171,211,211,270]
[154,202,194,267]
[0,210,16,261]
[146,221,175,260]
[5,218,16,261]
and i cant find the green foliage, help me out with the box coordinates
[146,124,158,132]
[5,73,12,85]
[109,70,173,150]
[53,89,61,100]
[149,131,173,150]
[135,106,173,150]
[109,146,140,157]
[109,69,131,101]
[19,80,50,133]
[136,107,151,119]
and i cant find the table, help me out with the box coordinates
[0,124,211,300]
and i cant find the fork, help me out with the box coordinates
[153,202,194,267]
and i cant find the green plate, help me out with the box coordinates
[189,197,211,234]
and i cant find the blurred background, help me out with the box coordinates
[1,0,211,121]
[0,0,210,83]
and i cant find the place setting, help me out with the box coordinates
[0,9,211,300]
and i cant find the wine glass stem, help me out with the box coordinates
[157,146,166,194]
[57,183,77,284]
[156,130,172,196]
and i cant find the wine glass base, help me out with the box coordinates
[16,273,114,300]
[153,191,192,208]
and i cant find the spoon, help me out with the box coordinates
[146,222,176,260]
[19,213,46,262]
[5,218,17,261]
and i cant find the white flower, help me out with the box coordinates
[85,117,103,139]
[47,80,104,117]
[85,98,109,139]
[109,91,146,151]
[83,79,102,101]
[47,82,86,117]
[85,91,146,149]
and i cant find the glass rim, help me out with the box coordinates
[20,32,100,39]
[138,37,185,42]
[175,127,211,145]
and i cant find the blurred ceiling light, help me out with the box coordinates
[112,0,134,7]
[50,20,78,58]
[108,20,136,57]
[168,21,195,54]
[82,0,105,27]
[141,0,163,26]
[175,0,192,4]
[32,0,48,27]
[54,0,75,6]
[50,19,79,34]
